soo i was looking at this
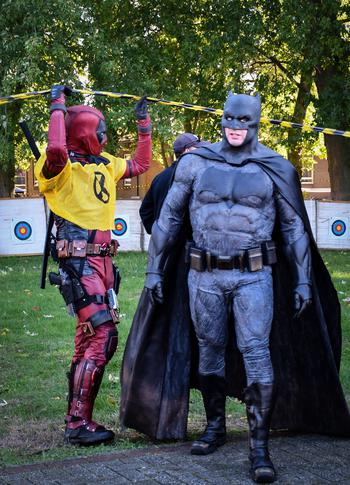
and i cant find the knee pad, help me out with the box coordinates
[104,328,118,363]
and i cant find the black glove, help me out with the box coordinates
[293,284,312,319]
[144,271,164,305]
[50,85,73,100]
[134,96,149,120]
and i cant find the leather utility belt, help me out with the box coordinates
[190,241,277,273]
[56,239,119,258]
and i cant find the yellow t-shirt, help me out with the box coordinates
[35,152,127,230]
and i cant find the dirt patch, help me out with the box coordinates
[187,414,247,433]
[0,415,247,458]
[0,419,63,454]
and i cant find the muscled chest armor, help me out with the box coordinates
[190,162,276,255]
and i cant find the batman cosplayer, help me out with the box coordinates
[120,92,350,483]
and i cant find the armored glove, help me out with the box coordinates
[134,96,149,120]
[144,271,164,305]
[293,283,312,319]
[50,85,73,113]
[50,84,73,100]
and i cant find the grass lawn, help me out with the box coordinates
[0,250,349,466]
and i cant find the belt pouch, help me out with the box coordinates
[190,248,206,271]
[185,241,194,265]
[262,241,277,265]
[57,240,69,258]
[110,240,120,256]
[246,247,263,272]
[72,240,87,257]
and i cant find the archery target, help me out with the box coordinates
[111,215,130,239]
[14,221,32,240]
[11,217,35,244]
[329,217,349,239]
[331,219,346,236]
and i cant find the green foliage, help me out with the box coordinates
[0,0,349,190]
[0,0,89,194]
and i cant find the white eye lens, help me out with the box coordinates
[226,116,233,121]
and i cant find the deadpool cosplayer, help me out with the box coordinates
[35,85,152,445]
[120,92,350,482]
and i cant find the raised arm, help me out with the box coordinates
[275,192,312,318]
[44,85,70,178]
[121,97,152,179]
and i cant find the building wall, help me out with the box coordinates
[301,157,331,200]
[116,158,165,200]
[313,157,330,188]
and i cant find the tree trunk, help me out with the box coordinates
[315,65,350,200]
[0,169,14,197]
[324,135,350,200]
[0,104,20,197]
[287,69,313,176]
[160,140,173,168]
[183,119,192,133]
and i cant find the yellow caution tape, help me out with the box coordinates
[1,88,349,138]
[0,90,50,105]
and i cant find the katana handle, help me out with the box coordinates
[19,120,53,289]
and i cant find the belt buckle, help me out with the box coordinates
[99,242,109,256]
[217,256,233,270]
[81,321,95,336]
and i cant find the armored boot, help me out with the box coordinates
[64,359,115,445]
[191,375,226,455]
[244,382,276,483]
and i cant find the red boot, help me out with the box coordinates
[65,359,115,445]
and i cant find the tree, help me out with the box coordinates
[83,0,243,166]
[84,0,333,177]
[1,0,349,198]
[0,0,89,196]
[311,0,350,199]
[237,0,350,196]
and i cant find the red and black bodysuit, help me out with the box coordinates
[41,87,151,445]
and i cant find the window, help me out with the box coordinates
[301,168,314,184]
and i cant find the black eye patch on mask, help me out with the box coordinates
[96,119,107,144]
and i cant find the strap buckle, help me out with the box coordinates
[238,252,245,272]
[80,321,95,336]
[99,242,109,256]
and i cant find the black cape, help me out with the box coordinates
[139,162,178,234]
[120,147,350,440]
